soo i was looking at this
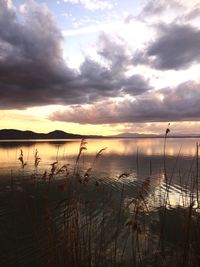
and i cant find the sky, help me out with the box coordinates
[1,0,200,135]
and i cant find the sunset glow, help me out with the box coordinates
[1,0,200,135]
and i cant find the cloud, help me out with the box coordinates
[140,0,182,18]
[122,75,151,96]
[63,0,112,11]
[77,57,150,100]
[0,0,78,108]
[0,0,150,109]
[2,0,200,128]
[184,6,200,21]
[49,80,200,124]
[78,33,151,97]
[133,23,200,70]
[97,33,130,74]
[139,0,200,19]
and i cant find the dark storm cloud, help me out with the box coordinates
[78,58,150,98]
[0,0,149,109]
[133,23,200,70]
[0,0,77,108]
[49,80,200,124]
[122,75,151,96]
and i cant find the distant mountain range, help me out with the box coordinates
[112,132,159,138]
[112,132,200,138]
[0,129,101,140]
[0,129,199,140]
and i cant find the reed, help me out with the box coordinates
[18,149,27,168]
[2,136,200,267]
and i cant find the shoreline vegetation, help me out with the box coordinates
[0,129,200,267]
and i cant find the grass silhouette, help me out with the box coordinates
[1,133,200,267]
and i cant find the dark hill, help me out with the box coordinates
[0,129,87,140]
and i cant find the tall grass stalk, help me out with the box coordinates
[5,137,200,267]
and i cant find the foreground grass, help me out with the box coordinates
[0,138,200,267]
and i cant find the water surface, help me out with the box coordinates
[0,138,199,267]
[0,137,198,177]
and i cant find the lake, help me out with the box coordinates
[0,137,198,176]
[0,138,200,267]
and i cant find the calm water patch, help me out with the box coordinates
[0,138,199,266]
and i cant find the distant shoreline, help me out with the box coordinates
[0,136,200,142]
[0,129,199,141]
